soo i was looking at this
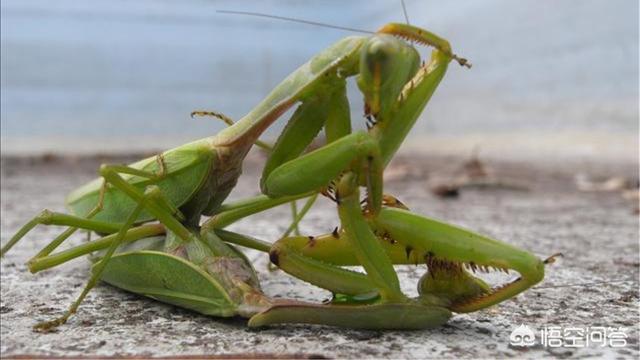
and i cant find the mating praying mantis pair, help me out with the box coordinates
[0,21,552,330]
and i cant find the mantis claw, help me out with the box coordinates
[377,22,472,68]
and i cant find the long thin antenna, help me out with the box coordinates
[401,0,411,25]
[217,10,374,35]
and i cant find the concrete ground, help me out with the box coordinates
[1,152,638,359]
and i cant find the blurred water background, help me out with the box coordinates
[1,0,638,159]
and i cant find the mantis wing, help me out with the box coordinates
[99,250,238,317]
[66,141,213,224]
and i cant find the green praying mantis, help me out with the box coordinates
[0,21,553,330]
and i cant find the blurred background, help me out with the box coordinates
[1,2,639,357]
[1,0,638,162]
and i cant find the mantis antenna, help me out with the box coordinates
[400,0,414,46]
[217,7,473,69]
[216,10,375,35]
[401,0,411,25]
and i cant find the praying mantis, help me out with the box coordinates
[1,20,551,330]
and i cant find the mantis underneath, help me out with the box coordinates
[1,22,552,330]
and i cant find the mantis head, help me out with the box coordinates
[357,23,471,121]
[418,247,547,313]
[357,34,421,118]
[375,207,547,313]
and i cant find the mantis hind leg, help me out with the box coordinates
[33,164,200,331]
[28,224,166,273]
[33,186,167,331]
[0,159,174,259]
[0,179,110,260]
[0,207,117,259]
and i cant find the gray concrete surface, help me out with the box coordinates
[1,152,638,358]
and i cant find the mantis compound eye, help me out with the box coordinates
[357,34,420,118]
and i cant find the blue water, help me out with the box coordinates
[1,0,638,152]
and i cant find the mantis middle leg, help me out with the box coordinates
[0,160,178,260]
